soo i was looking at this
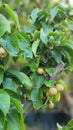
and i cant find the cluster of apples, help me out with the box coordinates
[47,83,64,109]
[0,47,7,58]
[37,67,65,110]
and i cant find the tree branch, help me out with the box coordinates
[50,61,65,80]
[34,0,42,8]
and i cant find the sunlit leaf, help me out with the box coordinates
[32,39,40,56]
[31,8,40,22]
[2,40,18,56]
[50,6,58,20]
[40,28,48,44]
[2,4,19,29]
[0,14,10,37]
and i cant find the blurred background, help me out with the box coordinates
[1,0,73,130]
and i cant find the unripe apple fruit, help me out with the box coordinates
[48,87,57,96]
[37,68,44,74]
[56,84,64,92]
[0,47,7,58]
[48,102,54,109]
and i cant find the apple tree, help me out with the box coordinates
[0,2,73,130]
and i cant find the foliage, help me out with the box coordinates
[1,0,50,26]
[0,1,73,129]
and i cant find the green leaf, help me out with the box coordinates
[44,24,53,35]
[32,39,40,56]
[37,9,47,19]
[14,32,28,43]
[10,34,19,50]
[11,97,23,116]
[24,48,33,59]
[31,8,40,22]
[51,50,62,63]
[63,43,73,50]
[7,69,25,83]
[0,89,10,116]
[31,88,42,109]
[67,22,73,31]
[7,69,24,83]
[62,49,71,64]
[50,6,58,20]
[0,68,4,85]
[44,80,54,87]
[7,69,33,89]
[2,4,19,29]
[29,59,39,72]
[18,41,28,51]
[20,116,26,130]
[54,92,61,102]
[45,68,55,75]
[0,14,10,37]
[62,46,73,67]
[18,40,33,58]
[32,73,45,88]
[65,119,73,130]
[5,89,20,100]
[33,30,40,41]
[3,78,17,92]
[40,28,48,44]
[23,25,36,33]
[7,109,25,130]
[2,40,18,56]
[20,72,33,89]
